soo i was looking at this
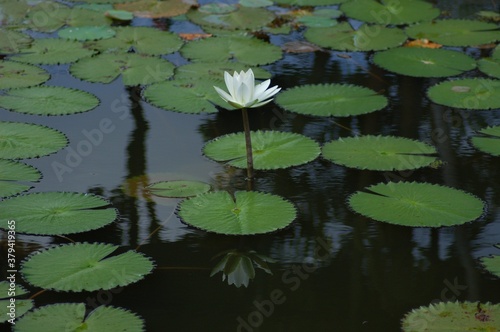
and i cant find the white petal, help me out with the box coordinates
[257,85,281,101]
[250,99,273,108]
[254,79,271,98]
[224,71,235,97]
[238,81,253,106]
[214,86,233,103]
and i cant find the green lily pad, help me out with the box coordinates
[322,135,438,171]
[341,0,440,25]
[274,0,348,4]
[10,38,96,65]
[67,0,136,3]
[177,191,296,235]
[348,182,485,227]
[0,61,50,89]
[305,22,407,51]
[21,242,154,291]
[0,160,41,198]
[239,0,273,7]
[0,122,68,159]
[0,86,100,116]
[402,301,500,331]
[203,131,321,170]
[275,83,388,117]
[180,35,282,65]
[70,53,174,85]
[480,245,500,278]
[58,26,116,41]
[146,180,211,198]
[297,15,338,28]
[114,0,195,18]
[472,126,500,156]
[0,0,29,26]
[0,192,118,235]
[174,62,271,82]
[373,47,476,77]
[405,19,500,47]
[478,45,500,79]
[187,5,275,31]
[0,282,33,323]
[105,9,134,21]
[427,78,500,110]
[0,30,32,54]
[14,303,144,332]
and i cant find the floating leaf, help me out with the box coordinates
[476,10,500,23]
[70,53,174,85]
[472,126,500,156]
[322,135,438,171]
[146,180,211,198]
[174,62,271,82]
[478,45,500,79]
[348,182,485,227]
[405,19,500,47]
[427,78,500,110]
[480,245,500,278]
[0,30,32,54]
[105,9,134,21]
[21,242,154,291]
[204,131,321,170]
[0,192,118,235]
[274,0,348,4]
[10,38,95,65]
[305,22,407,51]
[0,282,33,323]
[14,303,144,332]
[341,0,440,25]
[276,84,387,117]
[0,61,50,89]
[0,160,41,198]
[0,86,100,116]
[115,0,196,18]
[0,0,29,26]
[58,26,116,41]
[282,41,323,53]
[177,191,296,235]
[297,15,338,28]
[402,301,500,331]
[239,0,273,7]
[187,5,274,30]
[0,122,68,159]
[373,47,476,77]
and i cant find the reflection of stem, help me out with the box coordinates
[241,108,254,182]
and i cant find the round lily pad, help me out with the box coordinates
[58,26,116,41]
[480,245,500,278]
[0,192,118,235]
[203,131,321,170]
[275,83,388,117]
[105,9,134,21]
[322,135,438,171]
[0,160,41,198]
[177,191,296,235]
[146,180,211,198]
[0,30,32,54]
[0,61,50,89]
[373,47,476,77]
[21,242,155,292]
[0,282,33,323]
[0,122,68,159]
[348,182,485,227]
[14,303,144,332]
[114,0,194,18]
[11,38,95,65]
[0,86,100,116]
[478,45,500,79]
[472,126,500,156]
[174,63,271,82]
[187,5,275,30]
[427,78,500,110]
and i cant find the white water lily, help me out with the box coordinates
[214,69,281,109]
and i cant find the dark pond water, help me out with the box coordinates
[2,0,500,331]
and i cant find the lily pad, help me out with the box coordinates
[0,86,100,116]
[341,0,440,25]
[70,53,175,85]
[203,131,321,170]
[146,180,211,198]
[472,126,500,156]
[0,61,50,89]
[405,19,500,47]
[478,45,500,79]
[105,9,134,21]
[348,182,485,227]
[21,242,154,291]
[0,122,68,159]
[239,0,273,7]
[402,301,500,331]
[180,35,282,65]
[427,78,500,110]
[322,135,438,171]
[174,62,271,82]
[274,0,348,4]
[0,282,33,323]
[373,47,476,77]
[58,26,116,41]
[0,192,118,235]
[0,30,32,54]
[187,5,275,30]
[114,0,196,18]
[177,191,296,235]
[0,160,41,198]
[305,22,407,51]
[480,245,500,278]
[275,83,388,117]
[14,303,144,332]
[10,38,96,65]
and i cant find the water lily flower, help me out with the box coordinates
[214,69,281,109]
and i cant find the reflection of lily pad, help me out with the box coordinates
[146,180,211,198]
[322,135,438,171]
[0,86,100,116]
[348,182,485,227]
[0,30,32,54]
[203,131,321,170]
[70,53,174,85]
[187,5,275,30]
[478,45,500,79]
[0,160,41,198]
[373,47,476,77]
[427,78,500,110]
[21,242,154,291]
[0,282,33,323]
[58,26,116,41]
[174,62,271,82]
[14,303,144,332]
[0,61,50,89]
[472,126,500,156]
[276,83,387,117]
[11,38,95,65]
[178,191,296,235]
[0,192,118,235]
[0,122,68,159]
[115,0,196,18]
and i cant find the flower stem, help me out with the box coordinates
[241,108,254,181]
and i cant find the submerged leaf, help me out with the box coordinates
[472,125,500,156]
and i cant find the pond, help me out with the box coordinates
[1,0,500,331]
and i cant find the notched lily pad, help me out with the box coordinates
[480,245,500,278]
[274,0,348,4]
[472,125,500,156]
[478,45,500,79]
[187,5,274,30]
[0,30,32,54]
[0,160,41,198]
[0,61,50,89]
[146,180,211,198]
[0,282,33,323]
[174,62,271,82]
[58,26,116,41]
[114,0,196,18]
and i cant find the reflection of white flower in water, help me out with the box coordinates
[214,69,281,109]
